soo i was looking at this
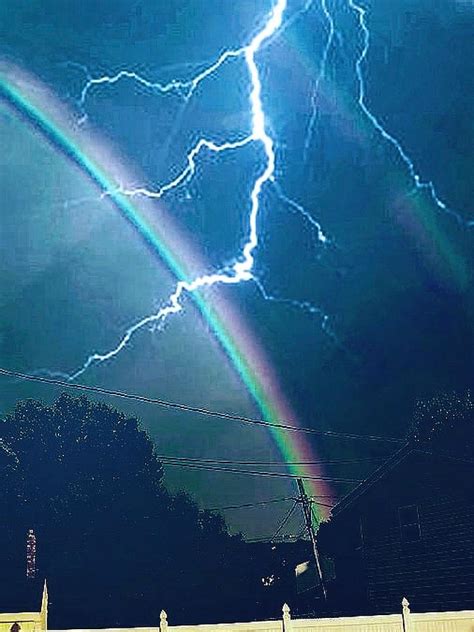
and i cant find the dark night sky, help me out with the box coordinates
[0,0,473,539]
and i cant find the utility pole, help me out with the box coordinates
[297,478,327,601]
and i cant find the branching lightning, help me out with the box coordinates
[30,0,460,386]
[348,0,463,224]
[253,278,336,342]
[72,47,245,113]
[113,136,254,200]
[273,181,328,245]
[67,0,331,381]
[303,0,336,163]
[73,2,317,114]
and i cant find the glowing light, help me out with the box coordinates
[70,0,329,380]
[72,46,245,112]
[113,136,254,200]
[0,67,334,511]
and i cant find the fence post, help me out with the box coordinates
[282,603,292,632]
[402,598,411,632]
[160,609,168,632]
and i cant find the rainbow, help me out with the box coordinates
[281,29,469,293]
[0,68,334,517]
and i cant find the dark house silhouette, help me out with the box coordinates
[318,445,474,615]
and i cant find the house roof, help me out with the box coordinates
[329,443,473,519]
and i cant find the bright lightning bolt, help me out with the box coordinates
[68,0,329,381]
[348,0,464,224]
[75,46,245,112]
[114,136,254,200]
[73,1,317,115]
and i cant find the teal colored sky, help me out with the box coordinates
[0,0,473,538]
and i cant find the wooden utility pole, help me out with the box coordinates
[297,478,327,601]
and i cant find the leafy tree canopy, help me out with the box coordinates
[407,389,474,457]
[0,394,252,627]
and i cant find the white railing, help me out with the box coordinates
[411,610,474,632]
[51,599,474,632]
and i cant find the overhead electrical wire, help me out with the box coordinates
[0,367,403,443]
[245,498,329,544]
[271,500,299,541]
[209,496,296,511]
[209,496,334,511]
[245,535,303,543]
[295,524,309,541]
[244,506,300,543]
[156,454,386,467]
[157,458,362,483]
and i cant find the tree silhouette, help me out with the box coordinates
[0,394,251,627]
[408,389,474,457]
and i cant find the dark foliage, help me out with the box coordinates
[407,390,474,457]
[0,394,254,627]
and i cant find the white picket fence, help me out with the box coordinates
[52,599,474,632]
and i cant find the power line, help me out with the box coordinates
[245,493,335,544]
[244,504,301,543]
[271,501,299,541]
[209,496,334,511]
[245,534,303,543]
[294,524,309,541]
[209,497,296,511]
[158,458,362,483]
[308,499,334,509]
[156,454,386,467]
[0,367,403,444]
